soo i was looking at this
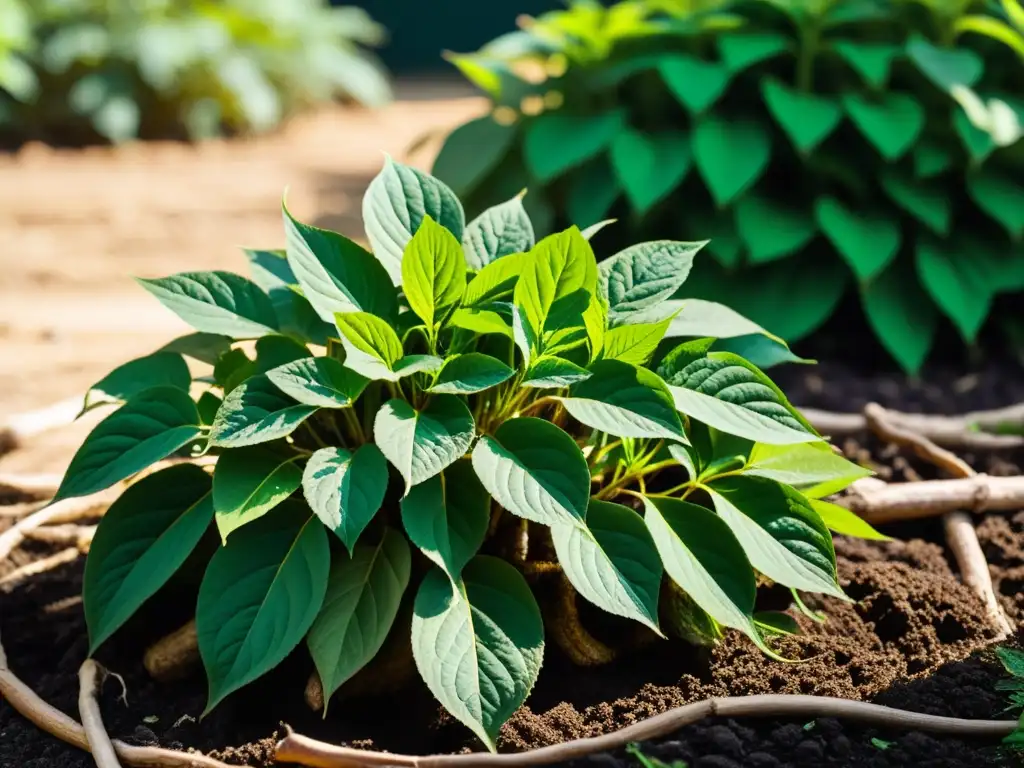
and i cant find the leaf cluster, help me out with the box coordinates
[433,0,1024,373]
[63,157,881,749]
[0,0,390,146]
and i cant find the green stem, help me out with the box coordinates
[796,23,819,92]
[341,407,366,445]
[304,420,330,449]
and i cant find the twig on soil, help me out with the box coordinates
[275,693,1017,768]
[0,395,84,457]
[22,523,97,551]
[863,402,1014,639]
[79,660,123,768]
[803,404,1024,450]
[0,487,120,562]
[0,547,81,588]
[841,474,1024,522]
[0,472,64,498]
[0,633,235,768]
[144,620,200,683]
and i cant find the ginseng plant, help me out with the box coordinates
[54,156,881,751]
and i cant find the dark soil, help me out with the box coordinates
[4,360,1024,767]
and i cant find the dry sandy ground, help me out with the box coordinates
[0,81,483,475]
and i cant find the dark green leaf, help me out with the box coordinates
[842,92,925,160]
[213,446,303,542]
[524,110,626,183]
[713,334,813,369]
[996,646,1024,679]
[210,374,317,447]
[659,54,730,113]
[429,353,514,395]
[463,195,535,270]
[831,41,900,88]
[157,333,233,366]
[567,158,620,232]
[861,259,938,373]
[303,444,388,553]
[954,108,996,163]
[82,352,190,413]
[735,192,816,263]
[915,237,992,342]
[610,129,692,216]
[879,170,951,235]
[521,356,592,389]
[137,271,279,338]
[432,115,517,198]
[815,196,901,281]
[84,465,213,652]
[403,215,467,329]
[198,507,329,713]
[600,240,704,325]
[967,170,1024,239]
[374,396,475,491]
[265,357,367,408]
[761,79,842,154]
[693,117,772,206]
[54,388,202,502]
[914,141,954,178]
[717,32,789,73]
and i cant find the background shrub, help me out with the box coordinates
[0,0,391,146]
[432,0,1024,372]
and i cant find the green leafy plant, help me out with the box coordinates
[433,0,1024,373]
[0,0,390,145]
[63,156,880,750]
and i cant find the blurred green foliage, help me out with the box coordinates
[0,0,391,145]
[433,0,1024,372]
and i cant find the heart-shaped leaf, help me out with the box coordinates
[693,117,772,206]
[308,527,411,707]
[524,110,626,183]
[600,240,705,324]
[914,141,954,178]
[610,129,692,216]
[551,500,663,632]
[659,54,730,113]
[403,215,468,330]
[363,156,465,285]
[137,272,279,339]
[717,32,789,73]
[401,460,489,580]
[954,107,996,163]
[428,353,514,395]
[861,259,938,373]
[734,192,817,263]
[212,446,303,542]
[463,195,535,270]
[303,444,388,553]
[815,196,901,281]
[967,170,1024,239]
[266,357,368,408]
[879,170,951,235]
[761,79,843,153]
[906,36,983,91]
[198,507,330,713]
[55,388,202,502]
[559,359,684,441]
[472,417,590,526]
[374,396,475,492]
[915,237,992,342]
[210,374,317,447]
[831,41,900,88]
[842,92,924,160]
[84,464,214,652]
[82,352,191,413]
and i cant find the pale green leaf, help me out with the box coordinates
[137,271,279,339]
[600,315,673,366]
[210,374,317,447]
[745,442,871,497]
[266,357,368,408]
[429,353,514,395]
[600,240,704,325]
[521,356,592,389]
[463,195,535,270]
[303,444,388,553]
[334,311,404,381]
[810,499,889,541]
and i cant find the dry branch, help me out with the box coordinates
[0,472,64,498]
[841,475,1024,522]
[144,621,200,683]
[0,633,236,768]
[23,523,97,551]
[79,660,123,768]
[0,487,121,562]
[0,396,85,456]
[0,547,81,588]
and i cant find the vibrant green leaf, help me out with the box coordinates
[690,209,742,268]
[600,240,704,325]
[745,442,871,498]
[654,299,777,343]
[906,36,983,91]
[265,357,367,408]
[601,315,673,366]
[472,417,589,526]
[54,388,202,502]
[915,237,992,342]
[210,373,317,448]
[754,610,801,636]
[761,79,842,154]
[666,353,819,445]
[693,117,772,206]
[449,307,514,340]
[708,476,845,598]
[363,156,465,285]
[659,54,730,113]
[997,646,1024,679]
[334,311,403,380]
[429,353,514,395]
[521,356,592,388]
[524,110,626,183]
[137,271,279,338]
[157,333,233,366]
[842,92,925,160]
[463,252,528,307]
[583,292,608,361]
[84,465,213,652]
[198,507,329,713]
[559,360,684,441]
[303,444,388,553]
[953,107,996,164]
[810,499,889,540]
[734,192,816,263]
[914,141,954,178]
[717,32,789,73]
[432,115,517,198]
[831,41,900,88]
[610,129,692,216]
[82,352,190,413]
[551,500,663,632]
[213,446,302,542]
[403,215,468,330]
[411,556,543,751]
[861,259,938,373]
[567,159,620,232]
[282,203,398,323]
[463,195,535,271]
[374,396,475,492]
[308,527,411,706]
[401,460,489,579]
[879,170,951,235]
[244,248,294,294]
[815,196,901,281]
[713,334,813,369]
[967,170,1024,239]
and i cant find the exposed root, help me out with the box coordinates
[545,575,616,666]
[144,621,199,683]
[864,402,1014,639]
[0,632,234,768]
[0,472,64,498]
[0,395,85,458]
[79,660,123,768]
[23,523,97,551]
[0,547,81,588]
[0,487,120,562]
[0,501,45,519]
[841,475,1024,522]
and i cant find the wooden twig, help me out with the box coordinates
[0,633,235,768]
[803,405,1024,450]
[144,621,200,683]
[79,660,123,768]
[275,693,1016,768]
[841,475,1024,522]
[0,487,120,562]
[0,547,81,588]
[0,472,64,498]
[0,396,85,456]
[23,523,97,550]
[864,402,1014,639]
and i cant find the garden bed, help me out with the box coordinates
[3,359,1024,768]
